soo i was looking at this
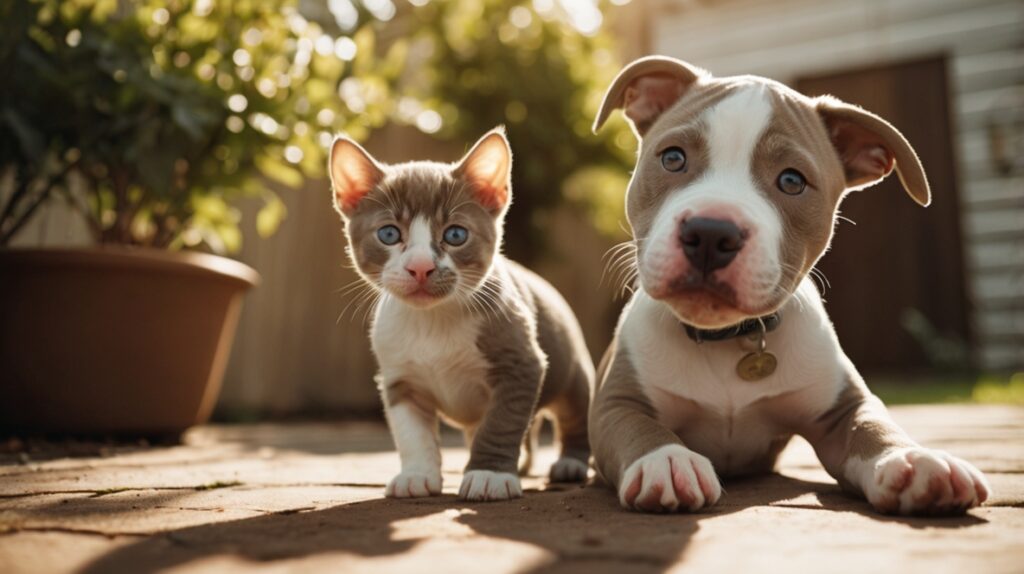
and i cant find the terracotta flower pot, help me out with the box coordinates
[0,247,259,436]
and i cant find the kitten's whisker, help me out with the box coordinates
[362,196,397,219]
[467,286,496,323]
[446,199,475,217]
[455,289,474,317]
[337,288,372,324]
[473,290,503,322]
[361,291,386,324]
[469,276,510,323]
[337,276,382,324]
[346,289,378,324]
[617,220,635,240]
[352,290,379,324]
[336,279,370,296]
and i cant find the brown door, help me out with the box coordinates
[796,56,972,374]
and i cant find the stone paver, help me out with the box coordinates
[1,405,1022,574]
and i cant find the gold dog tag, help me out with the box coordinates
[736,317,777,381]
[737,351,777,381]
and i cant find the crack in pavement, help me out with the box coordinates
[0,505,320,539]
[150,505,315,515]
[0,454,252,477]
[0,525,154,539]
[0,482,385,500]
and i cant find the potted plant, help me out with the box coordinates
[0,0,394,435]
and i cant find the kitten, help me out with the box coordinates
[329,127,594,501]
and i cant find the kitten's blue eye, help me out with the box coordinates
[443,225,468,246]
[377,225,401,245]
[660,147,687,172]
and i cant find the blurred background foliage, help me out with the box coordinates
[391,0,636,259]
[0,0,398,251]
[0,0,635,256]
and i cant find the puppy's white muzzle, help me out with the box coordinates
[639,188,783,328]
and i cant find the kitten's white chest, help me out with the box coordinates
[371,299,491,425]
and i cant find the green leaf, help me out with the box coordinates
[255,195,286,238]
[352,26,376,76]
[255,155,303,188]
[217,223,242,253]
[91,0,118,22]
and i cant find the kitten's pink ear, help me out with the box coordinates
[816,96,930,206]
[454,127,512,213]
[329,136,385,216]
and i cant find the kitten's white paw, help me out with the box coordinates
[619,444,721,513]
[458,470,522,501]
[385,470,442,498]
[549,457,589,483]
[864,447,990,515]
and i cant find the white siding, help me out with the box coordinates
[653,0,1024,370]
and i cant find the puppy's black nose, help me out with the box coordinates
[680,217,745,273]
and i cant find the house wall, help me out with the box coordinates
[649,0,1024,370]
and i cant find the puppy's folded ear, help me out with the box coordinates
[816,96,931,207]
[330,136,385,216]
[453,126,512,214]
[593,56,706,137]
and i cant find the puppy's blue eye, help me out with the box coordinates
[377,225,401,245]
[443,225,468,246]
[660,147,687,172]
[777,169,807,195]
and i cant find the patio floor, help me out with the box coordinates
[1,404,1022,574]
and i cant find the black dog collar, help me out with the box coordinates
[682,312,781,343]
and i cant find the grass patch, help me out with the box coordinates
[870,372,1024,405]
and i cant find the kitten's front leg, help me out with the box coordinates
[382,382,442,498]
[805,378,990,515]
[458,359,543,502]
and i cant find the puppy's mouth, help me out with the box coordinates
[667,272,738,306]
[656,272,779,329]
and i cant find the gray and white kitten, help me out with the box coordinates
[329,128,594,501]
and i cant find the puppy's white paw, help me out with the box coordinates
[549,457,589,483]
[385,470,442,498]
[619,444,721,513]
[458,470,523,501]
[865,447,990,515]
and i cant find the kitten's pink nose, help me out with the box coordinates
[405,259,436,284]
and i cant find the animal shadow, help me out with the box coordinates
[77,472,986,574]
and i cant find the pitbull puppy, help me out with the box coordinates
[590,56,990,515]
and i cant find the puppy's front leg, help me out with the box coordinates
[591,346,721,513]
[805,376,990,515]
[458,357,543,502]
